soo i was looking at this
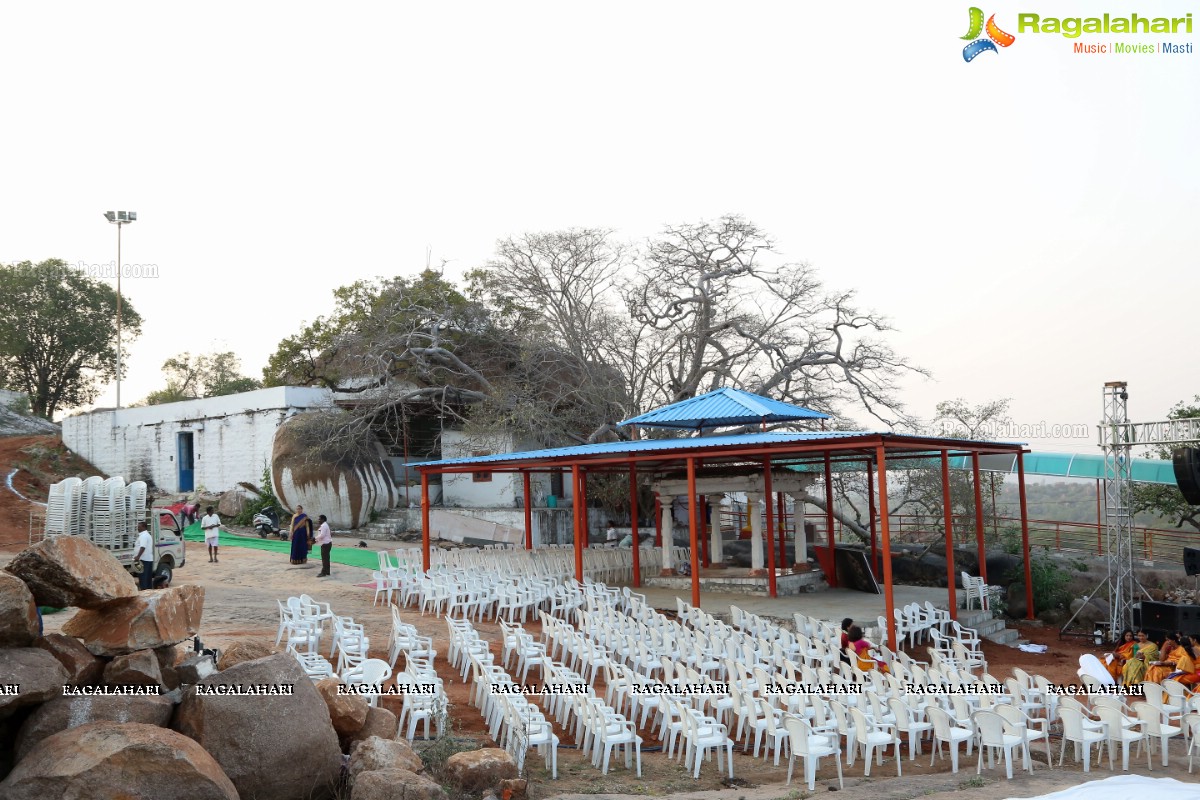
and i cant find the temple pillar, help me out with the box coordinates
[660,494,675,575]
[748,492,765,575]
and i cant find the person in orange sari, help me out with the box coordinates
[1105,629,1135,682]
[1167,635,1199,689]
[1146,633,1180,684]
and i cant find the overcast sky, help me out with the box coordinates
[2,1,1195,456]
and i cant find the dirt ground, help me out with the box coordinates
[2,437,1198,799]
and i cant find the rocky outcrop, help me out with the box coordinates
[14,693,174,761]
[0,721,238,799]
[349,707,399,749]
[443,748,518,793]
[351,768,446,800]
[4,535,136,608]
[271,414,395,530]
[316,677,369,738]
[0,573,39,647]
[62,585,204,656]
[348,735,423,781]
[216,640,278,670]
[0,648,68,720]
[103,650,165,689]
[174,653,342,800]
[35,633,106,686]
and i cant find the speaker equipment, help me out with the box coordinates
[1186,546,1200,578]
[1173,447,1200,505]
[1139,601,1200,635]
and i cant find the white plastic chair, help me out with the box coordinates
[1058,706,1107,772]
[848,706,901,777]
[784,714,843,791]
[1094,704,1148,772]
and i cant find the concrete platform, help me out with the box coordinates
[644,566,828,596]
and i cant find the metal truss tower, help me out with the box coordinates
[1101,381,1138,637]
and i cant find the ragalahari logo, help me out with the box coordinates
[962,7,1015,61]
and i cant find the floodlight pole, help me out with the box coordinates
[104,211,136,409]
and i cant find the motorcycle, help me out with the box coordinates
[252,506,286,539]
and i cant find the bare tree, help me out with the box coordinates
[626,215,924,427]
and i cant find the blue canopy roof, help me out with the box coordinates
[617,387,830,430]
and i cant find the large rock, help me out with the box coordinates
[155,644,183,690]
[62,585,204,656]
[0,721,238,799]
[443,748,518,793]
[35,634,105,686]
[0,648,68,719]
[351,768,446,800]
[349,707,399,749]
[316,677,369,738]
[14,693,174,761]
[349,735,423,781]
[174,652,342,800]
[103,649,165,688]
[272,415,396,529]
[4,535,137,609]
[217,490,253,518]
[177,653,218,684]
[0,573,39,647]
[217,640,278,670]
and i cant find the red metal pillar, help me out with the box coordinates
[764,458,777,598]
[579,469,589,549]
[629,464,641,588]
[875,446,897,651]
[522,472,533,551]
[700,496,711,568]
[971,452,988,583]
[572,464,583,582]
[777,491,787,568]
[1017,452,1035,620]
[867,460,877,576]
[687,457,701,608]
[940,452,958,620]
[420,471,431,571]
[823,453,838,588]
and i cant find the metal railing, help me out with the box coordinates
[717,508,1193,564]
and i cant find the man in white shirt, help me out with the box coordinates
[315,514,333,577]
[201,506,221,564]
[134,522,155,590]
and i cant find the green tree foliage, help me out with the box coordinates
[0,259,142,418]
[142,351,262,405]
[1132,397,1200,531]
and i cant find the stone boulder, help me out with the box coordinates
[104,649,165,688]
[499,778,528,800]
[1069,595,1110,626]
[349,707,399,749]
[217,489,254,518]
[217,639,278,670]
[1006,583,1029,619]
[349,735,423,781]
[0,721,238,799]
[4,535,137,609]
[62,585,204,656]
[316,677,369,738]
[174,652,342,800]
[0,648,68,720]
[443,748,518,793]
[0,573,39,647]
[15,693,174,761]
[272,415,396,529]
[351,768,446,800]
[35,633,105,686]
[154,644,183,690]
[177,653,218,684]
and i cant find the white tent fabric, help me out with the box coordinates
[1006,776,1200,800]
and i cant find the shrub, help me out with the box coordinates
[234,465,281,526]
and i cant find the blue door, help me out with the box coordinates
[177,432,194,491]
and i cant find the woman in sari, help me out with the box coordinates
[1105,629,1135,682]
[1146,633,1181,684]
[1167,635,1199,689]
[846,625,890,674]
[1120,629,1159,685]
[289,505,314,565]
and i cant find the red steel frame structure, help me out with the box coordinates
[416,432,1033,650]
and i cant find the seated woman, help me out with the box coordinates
[1146,633,1181,684]
[1166,635,1199,689]
[846,625,889,674]
[1120,629,1159,685]
[1105,629,1135,682]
